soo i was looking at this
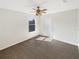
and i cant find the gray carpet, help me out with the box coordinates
[0,36,79,59]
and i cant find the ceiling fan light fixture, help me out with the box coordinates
[33,6,47,16]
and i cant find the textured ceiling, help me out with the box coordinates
[0,0,79,14]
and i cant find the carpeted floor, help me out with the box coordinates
[0,36,79,59]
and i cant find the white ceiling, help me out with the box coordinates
[0,0,79,14]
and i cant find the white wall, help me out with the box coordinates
[52,9,78,46]
[39,15,54,37]
[78,10,79,48]
[40,9,78,46]
[0,8,39,50]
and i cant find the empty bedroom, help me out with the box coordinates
[0,0,79,59]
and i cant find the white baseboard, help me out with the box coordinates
[54,39,78,46]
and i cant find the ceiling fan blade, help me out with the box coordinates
[40,10,47,13]
[41,9,47,11]
[42,12,46,13]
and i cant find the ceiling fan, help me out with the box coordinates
[33,6,47,16]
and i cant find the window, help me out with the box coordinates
[29,18,35,32]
